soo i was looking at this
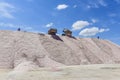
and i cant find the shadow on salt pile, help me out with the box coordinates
[51,35,63,42]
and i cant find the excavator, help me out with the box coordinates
[48,28,73,38]
[62,29,72,37]
[48,28,57,35]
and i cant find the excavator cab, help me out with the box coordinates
[48,28,57,35]
[62,29,72,37]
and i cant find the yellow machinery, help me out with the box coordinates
[62,29,72,37]
[48,28,57,35]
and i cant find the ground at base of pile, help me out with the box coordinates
[1,64,120,80]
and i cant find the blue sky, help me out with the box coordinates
[0,0,120,45]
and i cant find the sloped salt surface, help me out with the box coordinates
[0,30,120,69]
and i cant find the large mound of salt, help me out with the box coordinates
[0,30,120,69]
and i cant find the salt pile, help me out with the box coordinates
[0,30,120,70]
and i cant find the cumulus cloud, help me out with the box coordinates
[45,23,53,27]
[0,2,15,18]
[72,20,90,30]
[56,4,68,10]
[79,27,109,36]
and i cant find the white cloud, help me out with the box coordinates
[86,5,91,9]
[91,19,98,23]
[99,28,109,32]
[87,0,107,9]
[72,20,90,30]
[98,0,107,7]
[73,5,77,8]
[56,4,68,10]
[79,27,109,36]
[0,2,15,18]
[86,4,99,9]
[45,23,53,27]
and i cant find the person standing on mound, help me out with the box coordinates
[17,28,21,31]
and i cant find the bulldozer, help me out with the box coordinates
[48,28,57,35]
[62,29,72,37]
